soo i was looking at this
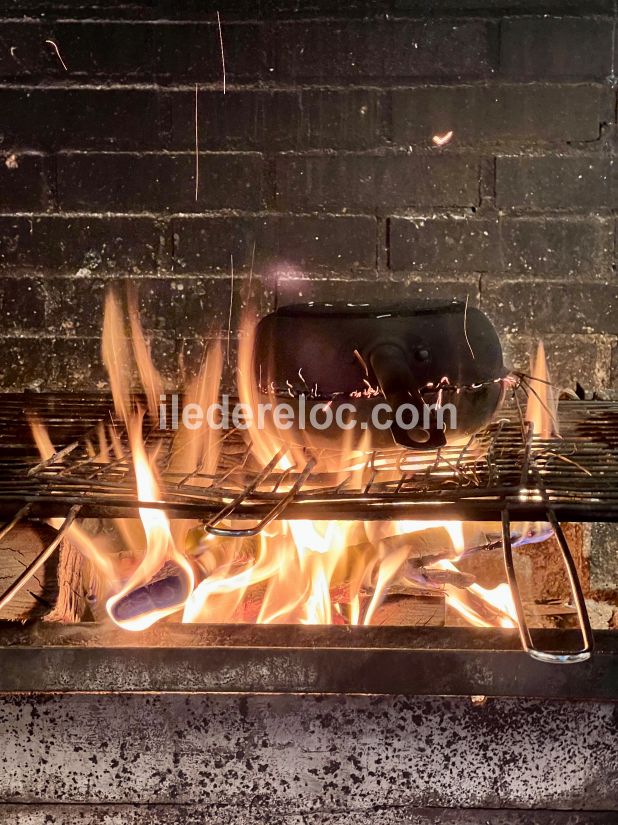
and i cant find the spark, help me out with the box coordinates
[227,254,234,365]
[463,293,476,359]
[194,83,199,201]
[216,11,226,94]
[247,240,256,300]
[45,39,68,71]
[353,348,369,377]
[432,130,453,147]
[298,367,309,390]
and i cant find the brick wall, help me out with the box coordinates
[0,0,616,390]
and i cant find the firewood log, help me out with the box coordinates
[0,522,59,620]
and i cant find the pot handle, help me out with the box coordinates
[368,343,446,449]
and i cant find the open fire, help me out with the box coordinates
[22,290,564,634]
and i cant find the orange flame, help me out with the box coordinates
[26,290,521,632]
[105,416,195,631]
[526,341,559,439]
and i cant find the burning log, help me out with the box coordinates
[109,562,188,623]
[365,594,445,626]
[399,565,476,590]
[44,534,95,623]
[107,560,447,627]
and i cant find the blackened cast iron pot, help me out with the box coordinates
[252,300,507,450]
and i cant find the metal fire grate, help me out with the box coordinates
[0,391,617,663]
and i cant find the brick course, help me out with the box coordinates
[496,155,616,209]
[500,17,613,81]
[391,84,609,145]
[172,215,377,273]
[57,152,266,212]
[0,216,162,273]
[275,154,481,211]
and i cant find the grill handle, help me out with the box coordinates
[368,343,446,450]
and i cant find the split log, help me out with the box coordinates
[369,594,445,626]
[0,522,59,620]
[44,536,98,624]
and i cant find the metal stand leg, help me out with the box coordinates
[501,509,593,663]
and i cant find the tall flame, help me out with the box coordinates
[526,341,559,439]
[25,289,521,632]
[105,416,195,631]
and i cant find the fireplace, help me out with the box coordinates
[1,0,617,822]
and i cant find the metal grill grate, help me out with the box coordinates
[0,392,616,524]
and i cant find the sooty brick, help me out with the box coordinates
[44,276,106,336]
[0,89,166,151]
[172,215,376,273]
[43,275,253,339]
[57,152,265,212]
[501,217,612,278]
[275,20,494,81]
[275,21,386,80]
[0,152,48,211]
[0,337,54,390]
[171,89,382,151]
[481,279,618,335]
[51,22,155,78]
[155,22,267,82]
[502,332,611,391]
[0,22,58,78]
[385,19,496,79]
[501,17,613,81]
[497,155,615,210]
[50,337,108,387]
[135,276,274,336]
[0,22,155,78]
[298,90,383,149]
[391,84,607,145]
[388,216,499,272]
[393,0,617,12]
[0,216,161,274]
[0,276,46,332]
[589,523,618,589]
[170,89,300,150]
[275,154,480,211]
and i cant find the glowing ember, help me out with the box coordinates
[432,130,454,146]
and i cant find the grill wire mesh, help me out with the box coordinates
[0,392,616,523]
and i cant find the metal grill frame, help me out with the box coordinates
[0,622,616,699]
